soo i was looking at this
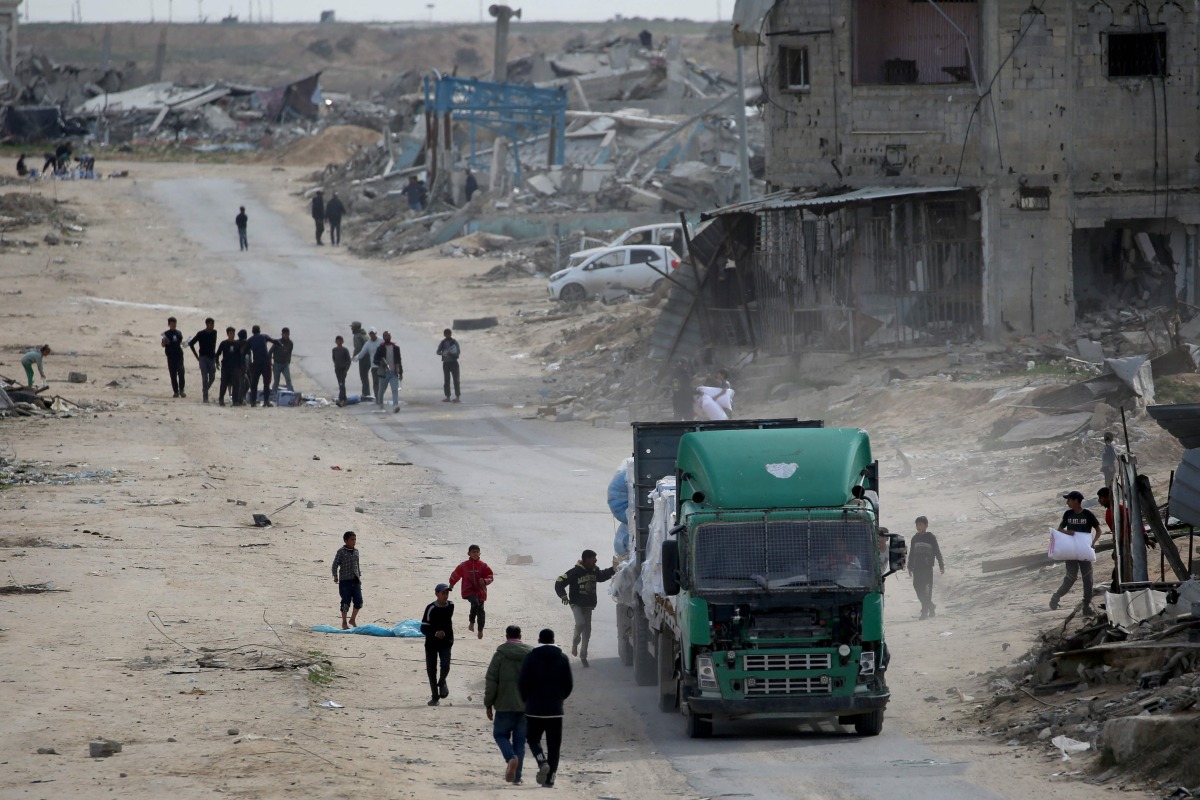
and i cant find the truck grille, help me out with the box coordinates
[744,653,831,671]
[744,677,831,696]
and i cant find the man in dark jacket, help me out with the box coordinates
[332,335,352,406]
[311,190,326,245]
[373,331,403,412]
[270,327,295,395]
[245,325,279,407]
[518,628,573,788]
[485,625,533,784]
[161,316,186,398]
[215,327,241,406]
[554,549,616,667]
[420,583,455,706]
[325,192,346,245]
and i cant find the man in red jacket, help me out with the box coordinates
[449,544,494,640]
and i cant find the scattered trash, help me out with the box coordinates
[227,728,239,736]
[36,747,58,755]
[251,514,272,528]
[311,620,423,637]
[505,554,534,565]
[0,582,66,594]
[1051,735,1090,761]
[418,504,433,518]
[318,700,344,709]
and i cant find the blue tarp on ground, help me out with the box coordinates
[311,619,423,637]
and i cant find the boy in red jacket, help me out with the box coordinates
[449,544,494,639]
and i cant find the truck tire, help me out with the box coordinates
[617,604,633,667]
[633,603,656,686]
[657,629,678,712]
[853,709,884,736]
[685,712,713,739]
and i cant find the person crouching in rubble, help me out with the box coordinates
[16,154,28,177]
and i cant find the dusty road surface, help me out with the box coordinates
[0,163,1153,799]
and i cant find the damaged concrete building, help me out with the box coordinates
[702,0,1200,352]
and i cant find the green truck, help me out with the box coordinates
[611,419,901,738]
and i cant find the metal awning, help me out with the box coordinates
[1147,403,1200,449]
[701,185,966,219]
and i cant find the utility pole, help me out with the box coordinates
[735,46,750,201]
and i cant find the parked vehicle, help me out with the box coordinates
[565,223,689,268]
[547,245,680,302]
[609,419,906,738]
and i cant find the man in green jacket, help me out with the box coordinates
[484,624,534,784]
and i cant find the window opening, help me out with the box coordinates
[779,46,810,91]
[1108,32,1166,78]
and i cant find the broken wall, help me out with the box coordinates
[762,0,1200,338]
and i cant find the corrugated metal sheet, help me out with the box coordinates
[1147,404,1200,449]
[701,186,965,219]
[1169,449,1200,529]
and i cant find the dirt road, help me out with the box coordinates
[0,163,1152,799]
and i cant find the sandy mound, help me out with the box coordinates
[263,125,383,167]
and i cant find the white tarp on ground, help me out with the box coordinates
[638,477,676,612]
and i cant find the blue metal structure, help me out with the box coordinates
[424,76,567,184]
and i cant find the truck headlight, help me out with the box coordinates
[837,644,851,658]
[859,650,876,676]
[696,655,719,691]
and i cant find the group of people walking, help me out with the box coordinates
[330,536,619,788]
[162,316,295,406]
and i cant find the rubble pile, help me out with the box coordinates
[978,601,1200,791]
[297,31,762,262]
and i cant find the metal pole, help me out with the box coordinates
[735,46,751,202]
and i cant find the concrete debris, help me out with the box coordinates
[998,412,1093,444]
[293,31,761,263]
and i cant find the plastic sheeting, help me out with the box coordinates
[1104,588,1169,630]
[311,619,423,637]
[608,457,634,555]
[638,478,676,612]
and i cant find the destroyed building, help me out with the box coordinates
[696,0,1200,353]
[0,1,17,75]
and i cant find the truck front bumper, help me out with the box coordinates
[687,691,888,720]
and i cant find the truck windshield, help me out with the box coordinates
[691,519,877,593]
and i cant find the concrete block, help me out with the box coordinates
[526,174,557,196]
[1100,714,1200,765]
[418,504,433,518]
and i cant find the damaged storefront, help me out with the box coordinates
[694,186,983,354]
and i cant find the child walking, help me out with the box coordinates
[421,584,455,705]
[331,531,362,629]
[909,516,944,619]
[448,544,495,639]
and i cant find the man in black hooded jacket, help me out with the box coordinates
[518,628,572,788]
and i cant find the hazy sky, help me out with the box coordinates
[23,0,726,24]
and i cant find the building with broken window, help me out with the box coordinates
[699,0,1200,353]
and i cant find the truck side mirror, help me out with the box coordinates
[662,539,681,596]
[887,533,907,574]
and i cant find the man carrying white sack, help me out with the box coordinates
[1049,490,1102,616]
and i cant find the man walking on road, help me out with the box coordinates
[485,624,533,784]
[518,628,573,788]
[270,327,295,395]
[161,316,186,398]
[235,206,249,251]
[373,331,403,412]
[188,317,218,404]
[311,189,326,245]
[353,327,380,401]
[554,549,616,667]
[421,583,455,706]
[1050,490,1102,616]
[437,328,462,403]
[349,322,371,401]
[325,192,346,245]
